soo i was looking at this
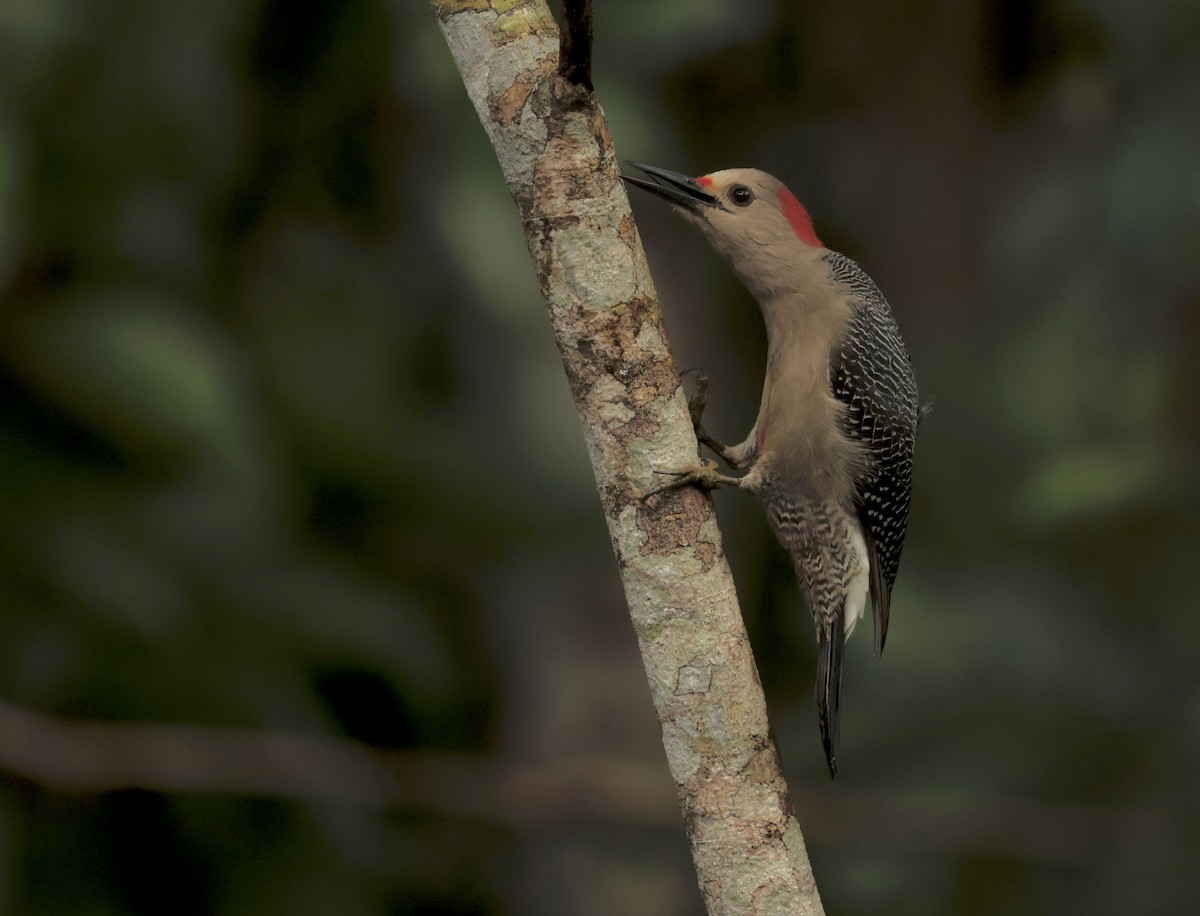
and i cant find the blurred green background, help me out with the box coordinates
[1,0,1198,913]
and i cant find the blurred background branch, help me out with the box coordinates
[0,698,1175,870]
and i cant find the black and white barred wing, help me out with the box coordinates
[824,251,920,655]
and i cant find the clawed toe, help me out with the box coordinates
[640,460,738,501]
[640,466,699,501]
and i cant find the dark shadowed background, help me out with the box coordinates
[1,0,1198,913]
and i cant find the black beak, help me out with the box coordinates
[621,163,719,213]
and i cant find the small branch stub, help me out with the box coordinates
[558,0,593,90]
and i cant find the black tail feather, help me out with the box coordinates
[816,614,847,779]
[868,546,889,659]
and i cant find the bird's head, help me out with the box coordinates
[623,164,827,300]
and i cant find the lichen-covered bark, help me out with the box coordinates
[429,2,825,913]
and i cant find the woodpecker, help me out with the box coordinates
[623,163,919,778]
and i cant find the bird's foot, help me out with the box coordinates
[680,369,735,462]
[681,368,710,431]
[640,459,742,501]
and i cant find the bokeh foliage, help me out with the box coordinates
[0,0,1197,913]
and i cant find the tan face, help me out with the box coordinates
[679,169,826,299]
[687,168,824,252]
[623,163,827,300]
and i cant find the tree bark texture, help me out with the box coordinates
[429,3,825,913]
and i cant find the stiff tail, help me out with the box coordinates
[816,611,847,779]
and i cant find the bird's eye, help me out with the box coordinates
[730,185,755,207]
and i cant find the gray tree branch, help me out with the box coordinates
[428,2,825,913]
